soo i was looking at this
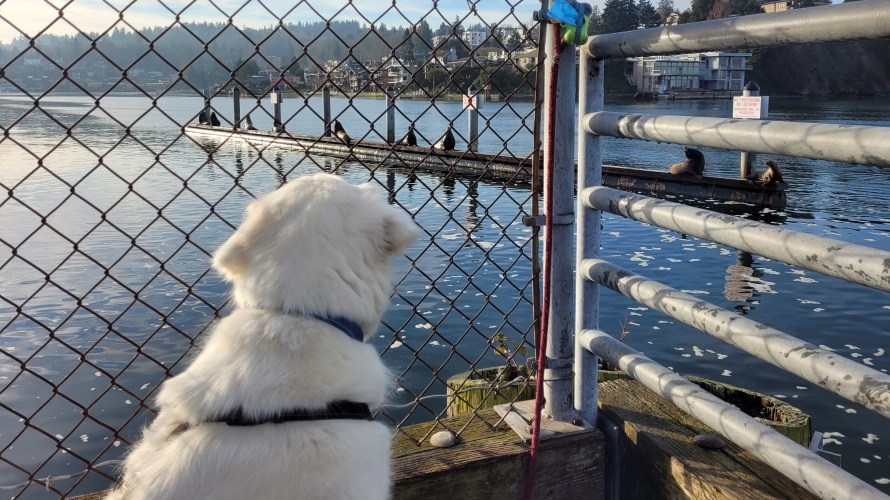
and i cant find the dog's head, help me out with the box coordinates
[212,173,418,336]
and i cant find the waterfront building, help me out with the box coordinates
[629,51,753,93]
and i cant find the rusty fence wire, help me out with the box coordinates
[0,0,547,497]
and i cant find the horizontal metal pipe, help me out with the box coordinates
[582,186,890,292]
[582,111,890,168]
[580,258,890,419]
[585,0,890,59]
[578,329,887,500]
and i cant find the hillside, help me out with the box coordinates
[751,39,890,96]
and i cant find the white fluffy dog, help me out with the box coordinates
[106,173,418,500]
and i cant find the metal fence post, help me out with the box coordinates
[386,85,395,143]
[467,85,479,152]
[542,24,577,424]
[323,85,331,135]
[233,87,241,129]
[739,81,760,178]
[575,44,602,426]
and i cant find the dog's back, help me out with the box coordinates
[108,174,417,500]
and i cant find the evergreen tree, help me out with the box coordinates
[637,0,662,28]
[657,0,676,23]
[402,28,416,62]
[587,5,606,36]
[678,9,693,23]
[417,20,434,47]
[727,0,764,14]
[689,0,717,21]
[602,0,639,33]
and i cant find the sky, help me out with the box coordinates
[0,0,693,45]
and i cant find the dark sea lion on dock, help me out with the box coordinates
[334,120,351,145]
[396,125,417,146]
[198,111,208,124]
[273,119,285,134]
[746,160,785,186]
[210,112,221,127]
[245,114,258,131]
[433,126,456,151]
[668,147,705,177]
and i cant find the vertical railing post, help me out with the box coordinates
[273,88,282,130]
[575,44,603,426]
[202,88,210,123]
[542,23,577,423]
[385,85,396,143]
[323,85,331,135]
[233,87,241,129]
[467,85,479,152]
[739,81,760,178]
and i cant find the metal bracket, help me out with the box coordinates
[522,213,575,227]
[809,431,842,467]
[493,400,594,444]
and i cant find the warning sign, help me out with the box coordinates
[463,93,483,110]
[733,96,769,119]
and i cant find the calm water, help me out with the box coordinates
[1,93,888,497]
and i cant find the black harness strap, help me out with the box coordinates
[209,400,372,427]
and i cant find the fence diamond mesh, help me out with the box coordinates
[0,0,546,497]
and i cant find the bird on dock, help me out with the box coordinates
[244,114,258,131]
[746,160,785,186]
[396,125,417,147]
[334,120,351,145]
[668,147,705,177]
[210,112,221,127]
[198,111,208,125]
[273,119,286,134]
[433,126,456,151]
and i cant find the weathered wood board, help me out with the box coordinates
[598,379,820,500]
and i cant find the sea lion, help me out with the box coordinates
[433,126,456,151]
[396,126,417,147]
[198,111,208,124]
[273,119,285,134]
[746,160,785,186]
[244,114,258,131]
[210,112,221,127]
[334,120,351,145]
[669,147,705,177]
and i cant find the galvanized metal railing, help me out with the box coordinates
[536,1,890,499]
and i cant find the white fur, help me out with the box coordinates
[105,173,418,500]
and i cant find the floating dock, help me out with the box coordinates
[185,124,787,209]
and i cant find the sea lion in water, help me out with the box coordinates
[669,147,705,177]
[433,126,456,151]
[396,125,417,146]
[746,160,785,186]
[334,120,351,145]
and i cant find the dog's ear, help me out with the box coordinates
[212,201,273,279]
[383,208,419,256]
[213,235,248,280]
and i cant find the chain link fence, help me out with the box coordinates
[0,0,546,497]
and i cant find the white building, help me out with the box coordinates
[461,31,487,48]
[629,52,753,93]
